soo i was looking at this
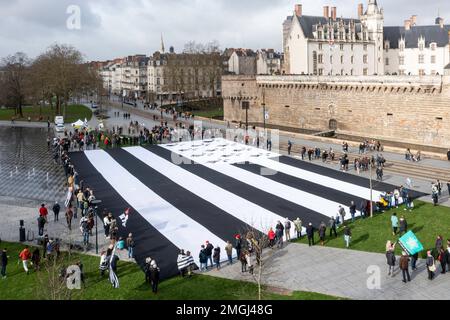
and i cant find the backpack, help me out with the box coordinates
[285,221,291,229]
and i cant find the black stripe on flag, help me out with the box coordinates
[277,156,427,198]
[148,145,331,227]
[233,162,366,206]
[105,148,261,243]
[69,152,180,279]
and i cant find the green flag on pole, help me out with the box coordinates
[398,231,424,255]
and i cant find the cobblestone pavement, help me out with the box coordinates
[0,202,130,261]
[0,126,66,204]
[207,242,450,300]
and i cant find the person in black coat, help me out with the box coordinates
[52,202,60,222]
[447,149,450,161]
[205,241,214,269]
[306,223,315,246]
[234,235,242,262]
[1,248,8,279]
[150,262,160,294]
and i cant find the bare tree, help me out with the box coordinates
[239,222,277,301]
[1,52,31,118]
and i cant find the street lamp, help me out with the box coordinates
[91,199,102,254]
[369,162,373,218]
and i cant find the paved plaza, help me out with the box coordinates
[208,242,450,300]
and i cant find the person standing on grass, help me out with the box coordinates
[399,216,408,235]
[225,241,233,265]
[318,222,326,246]
[343,226,352,248]
[31,248,40,271]
[349,201,356,223]
[328,216,337,238]
[338,206,346,225]
[52,201,60,222]
[391,213,399,236]
[426,251,436,280]
[284,218,291,242]
[150,261,160,294]
[1,248,8,279]
[294,218,302,239]
[399,252,411,283]
[19,246,32,275]
[213,247,221,270]
[306,223,315,247]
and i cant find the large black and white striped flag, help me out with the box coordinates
[70,138,424,279]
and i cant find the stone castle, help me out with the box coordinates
[222,75,450,148]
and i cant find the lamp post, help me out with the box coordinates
[91,199,102,254]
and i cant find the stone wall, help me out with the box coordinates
[223,75,450,148]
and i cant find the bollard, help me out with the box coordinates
[46,172,49,183]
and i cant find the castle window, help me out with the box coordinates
[363,68,368,76]
[318,31,322,39]
[363,44,367,51]
[318,54,323,64]
[363,55,368,64]
[418,55,424,64]
[399,56,405,65]
[419,42,424,51]
[340,44,344,51]
[385,58,389,66]
[399,69,405,75]
[419,69,425,76]
[431,56,436,64]
[319,43,323,50]
[340,55,344,64]
[318,68,323,75]
[431,43,437,51]
[351,44,354,51]
[330,55,333,64]
[351,56,354,64]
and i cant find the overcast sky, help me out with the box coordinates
[1,0,449,61]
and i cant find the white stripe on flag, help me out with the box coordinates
[249,157,384,201]
[84,150,227,267]
[159,145,350,219]
[124,146,296,238]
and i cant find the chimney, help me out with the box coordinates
[404,20,411,31]
[295,4,302,17]
[323,6,329,19]
[439,18,444,29]
[331,7,337,20]
[358,3,364,17]
[410,15,417,26]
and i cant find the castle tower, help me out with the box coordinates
[360,0,384,75]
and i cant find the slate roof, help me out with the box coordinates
[295,15,363,39]
[384,24,450,49]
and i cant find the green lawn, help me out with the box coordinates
[193,108,224,119]
[295,201,450,258]
[0,105,92,123]
[0,241,342,300]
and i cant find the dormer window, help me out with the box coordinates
[399,41,405,52]
[430,43,437,51]
[318,31,322,39]
[419,42,424,51]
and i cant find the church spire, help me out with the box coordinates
[161,33,165,53]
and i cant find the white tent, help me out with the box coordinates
[72,119,85,128]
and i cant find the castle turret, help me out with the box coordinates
[360,0,384,75]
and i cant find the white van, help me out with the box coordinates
[54,116,65,132]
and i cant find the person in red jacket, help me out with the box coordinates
[19,246,32,274]
[268,228,276,248]
[39,204,48,222]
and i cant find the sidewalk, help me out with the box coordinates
[0,202,131,261]
[207,242,450,300]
